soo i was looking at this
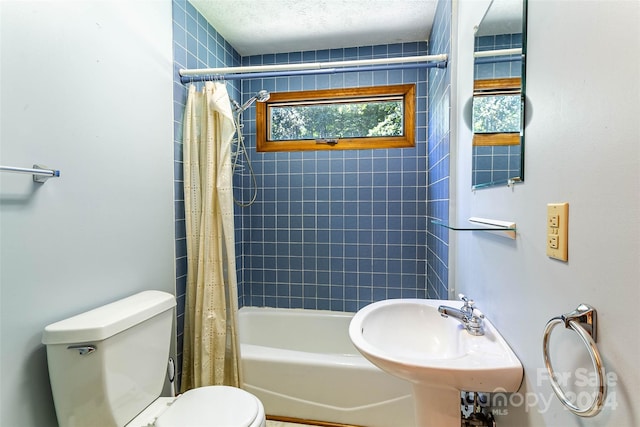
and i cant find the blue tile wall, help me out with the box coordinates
[472,33,523,187]
[235,43,430,312]
[173,0,452,367]
[426,0,452,299]
[172,0,241,384]
[474,34,522,79]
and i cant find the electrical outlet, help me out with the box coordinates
[547,203,569,261]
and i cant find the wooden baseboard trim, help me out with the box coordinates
[267,415,365,427]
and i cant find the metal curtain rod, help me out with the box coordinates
[180,53,447,77]
[180,58,448,84]
[474,48,522,58]
[179,54,448,83]
[473,48,523,65]
[0,164,60,183]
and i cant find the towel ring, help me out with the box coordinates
[542,304,606,417]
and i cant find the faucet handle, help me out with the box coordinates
[458,293,475,308]
[472,308,485,320]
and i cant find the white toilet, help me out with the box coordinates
[42,290,266,427]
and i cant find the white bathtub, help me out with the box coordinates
[238,307,416,427]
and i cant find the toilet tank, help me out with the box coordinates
[42,290,176,427]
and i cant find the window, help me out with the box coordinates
[256,84,415,152]
[472,78,522,146]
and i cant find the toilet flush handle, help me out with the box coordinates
[67,345,97,356]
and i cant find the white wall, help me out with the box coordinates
[453,0,640,425]
[0,2,175,426]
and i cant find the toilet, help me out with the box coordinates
[42,290,266,427]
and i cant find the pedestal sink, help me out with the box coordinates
[348,299,523,427]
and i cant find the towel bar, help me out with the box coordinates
[0,164,60,183]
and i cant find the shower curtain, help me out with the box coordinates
[181,81,241,391]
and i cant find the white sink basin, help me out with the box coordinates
[349,298,523,426]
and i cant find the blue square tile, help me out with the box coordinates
[173,6,447,311]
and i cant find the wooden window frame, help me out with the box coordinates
[256,84,415,152]
[472,77,522,146]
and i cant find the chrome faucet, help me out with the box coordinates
[438,294,485,336]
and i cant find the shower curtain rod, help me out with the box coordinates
[474,48,522,58]
[473,48,522,65]
[179,54,448,84]
[180,61,447,83]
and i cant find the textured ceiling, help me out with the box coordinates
[189,0,438,56]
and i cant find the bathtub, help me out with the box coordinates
[238,307,416,427]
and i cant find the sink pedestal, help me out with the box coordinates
[412,385,461,427]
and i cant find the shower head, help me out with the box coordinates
[236,90,270,112]
[256,90,270,102]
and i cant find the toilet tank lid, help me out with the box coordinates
[42,290,176,345]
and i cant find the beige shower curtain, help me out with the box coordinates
[181,81,241,391]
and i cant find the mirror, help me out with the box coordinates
[472,0,527,189]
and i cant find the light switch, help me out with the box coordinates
[546,203,568,261]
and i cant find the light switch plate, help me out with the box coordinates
[547,203,569,261]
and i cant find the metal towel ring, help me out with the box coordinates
[542,304,606,417]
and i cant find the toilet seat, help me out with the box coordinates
[127,386,266,427]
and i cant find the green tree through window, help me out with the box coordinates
[270,101,403,140]
[472,94,521,133]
